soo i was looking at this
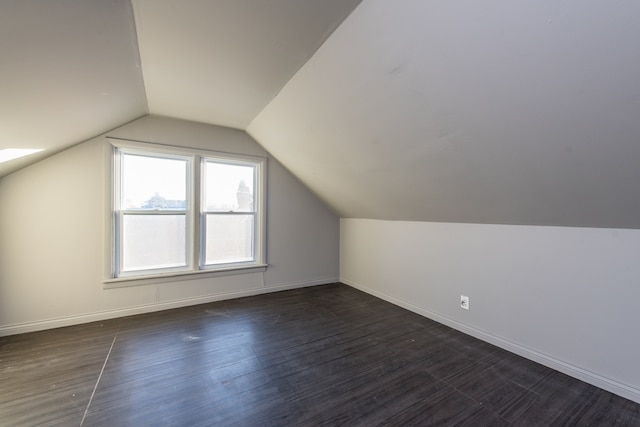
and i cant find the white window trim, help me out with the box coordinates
[105,138,267,286]
[103,265,268,289]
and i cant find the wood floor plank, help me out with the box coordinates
[1,283,639,426]
[0,321,119,426]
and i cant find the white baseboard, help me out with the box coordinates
[0,277,337,337]
[341,277,640,405]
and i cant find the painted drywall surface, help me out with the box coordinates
[0,0,147,177]
[249,0,640,229]
[132,0,361,129]
[109,116,340,288]
[107,115,266,156]
[264,156,339,286]
[0,116,338,334]
[340,218,640,401]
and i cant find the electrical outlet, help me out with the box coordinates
[460,295,469,310]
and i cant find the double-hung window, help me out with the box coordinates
[115,150,191,275]
[111,141,266,280]
[201,159,258,267]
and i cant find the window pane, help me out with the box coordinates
[122,154,187,210]
[122,214,186,271]
[204,162,255,212]
[205,214,254,265]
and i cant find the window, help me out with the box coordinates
[116,152,190,274]
[111,141,266,280]
[202,159,257,266]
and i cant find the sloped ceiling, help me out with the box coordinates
[0,0,360,176]
[3,0,640,229]
[249,0,640,228]
[0,0,147,177]
[132,0,361,129]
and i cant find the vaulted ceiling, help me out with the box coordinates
[3,0,640,229]
[0,0,359,176]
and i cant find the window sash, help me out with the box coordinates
[200,212,257,268]
[118,212,189,274]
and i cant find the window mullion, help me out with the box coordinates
[192,155,201,272]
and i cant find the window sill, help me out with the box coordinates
[103,264,268,289]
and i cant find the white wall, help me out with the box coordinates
[0,116,339,335]
[340,218,640,403]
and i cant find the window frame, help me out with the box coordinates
[107,139,267,284]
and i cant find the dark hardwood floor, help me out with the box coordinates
[1,283,639,426]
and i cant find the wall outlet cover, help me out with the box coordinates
[460,295,469,310]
